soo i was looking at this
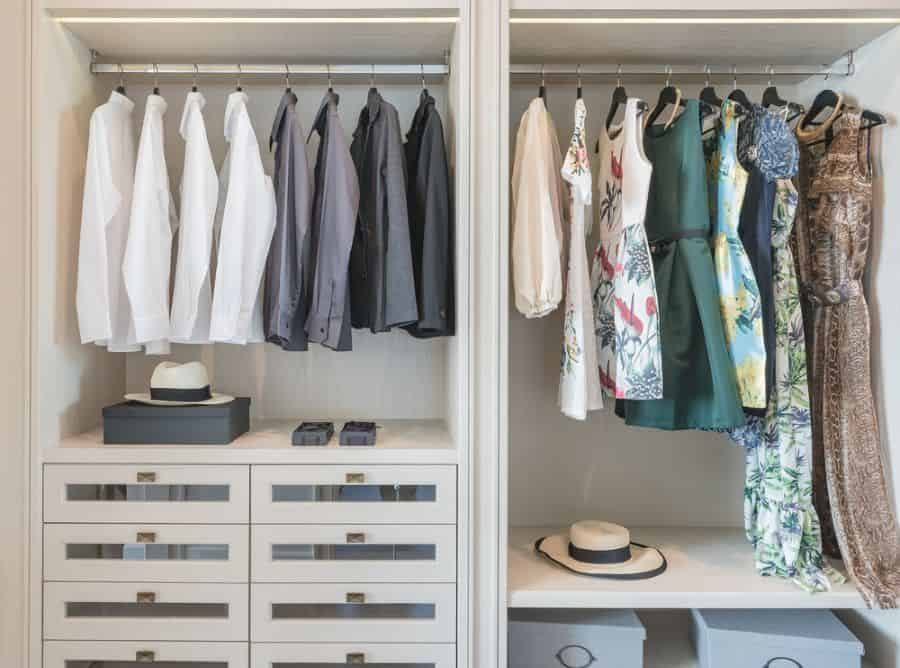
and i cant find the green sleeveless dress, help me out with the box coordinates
[617,100,745,430]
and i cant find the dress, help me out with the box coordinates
[559,98,603,420]
[591,98,662,400]
[794,110,900,608]
[617,100,744,430]
[708,101,767,410]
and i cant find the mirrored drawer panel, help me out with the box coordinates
[251,583,455,643]
[44,582,249,641]
[43,641,248,668]
[45,465,249,524]
[251,643,455,668]
[45,524,249,582]
[252,525,455,583]
[252,466,456,525]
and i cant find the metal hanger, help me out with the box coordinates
[191,64,199,92]
[538,64,546,101]
[284,64,292,93]
[152,64,160,96]
[575,64,582,100]
[115,63,126,95]
[327,64,333,93]
[235,63,242,92]
[369,64,377,91]
[421,63,429,96]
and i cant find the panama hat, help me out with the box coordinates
[535,520,667,580]
[124,362,234,406]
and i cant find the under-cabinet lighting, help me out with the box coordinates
[55,16,459,24]
[510,17,900,24]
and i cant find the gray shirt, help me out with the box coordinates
[305,91,360,351]
[263,90,313,350]
[349,88,419,332]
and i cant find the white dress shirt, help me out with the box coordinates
[170,91,218,344]
[209,91,277,344]
[511,97,567,319]
[76,90,140,352]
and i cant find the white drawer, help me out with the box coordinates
[45,524,249,582]
[252,643,455,668]
[43,641,248,668]
[251,465,456,524]
[251,582,455,643]
[44,464,249,524]
[44,581,249,641]
[252,524,456,583]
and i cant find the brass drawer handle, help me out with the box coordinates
[346,592,366,604]
[345,472,365,484]
[136,472,157,483]
[346,653,366,665]
[346,532,366,544]
[135,650,156,663]
[136,591,156,604]
[136,532,156,543]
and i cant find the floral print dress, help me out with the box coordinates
[591,98,662,400]
[708,101,767,410]
[559,98,603,420]
[728,106,839,593]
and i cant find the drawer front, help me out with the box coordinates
[252,643,455,668]
[45,524,249,582]
[251,465,456,524]
[44,582,249,641]
[252,524,455,583]
[251,583,455,643]
[44,465,249,524]
[43,641,248,668]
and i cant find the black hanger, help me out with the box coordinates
[538,64,546,101]
[284,65,292,94]
[605,66,628,130]
[421,64,429,98]
[115,64,126,95]
[327,64,334,93]
[645,68,686,129]
[699,66,722,119]
[191,64,199,93]
[151,64,160,96]
[235,64,242,92]
[576,64,583,100]
[799,88,841,130]
[861,108,887,129]
[761,68,804,123]
[725,67,751,115]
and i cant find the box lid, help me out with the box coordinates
[509,609,646,639]
[103,397,250,418]
[694,609,863,655]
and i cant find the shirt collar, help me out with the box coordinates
[366,87,383,124]
[224,90,249,141]
[179,91,206,140]
[108,90,135,113]
[269,89,297,151]
[308,90,339,142]
[145,93,168,115]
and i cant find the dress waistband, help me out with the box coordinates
[649,229,709,254]
[803,280,862,306]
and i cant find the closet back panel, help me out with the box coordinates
[507,82,782,529]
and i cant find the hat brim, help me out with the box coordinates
[123,392,235,407]
[535,534,667,580]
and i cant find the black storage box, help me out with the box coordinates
[102,397,251,445]
[340,421,377,446]
[292,422,335,446]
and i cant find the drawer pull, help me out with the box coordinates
[136,591,156,604]
[346,653,366,665]
[135,650,156,663]
[346,532,366,544]
[346,592,366,604]
[345,472,365,484]
[136,471,157,483]
[136,531,157,543]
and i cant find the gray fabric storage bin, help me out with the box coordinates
[692,609,864,668]
[509,609,645,668]
[102,397,251,444]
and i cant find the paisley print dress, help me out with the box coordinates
[708,101,767,409]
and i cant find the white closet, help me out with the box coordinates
[30,1,472,667]
[497,3,900,667]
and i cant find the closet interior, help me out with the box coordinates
[505,7,900,667]
[31,2,470,667]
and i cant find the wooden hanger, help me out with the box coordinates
[796,89,844,144]
[645,66,685,131]
[605,65,628,130]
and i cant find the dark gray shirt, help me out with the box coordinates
[403,90,454,338]
[305,91,360,351]
[349,88,418,332]
[263,90,313,350]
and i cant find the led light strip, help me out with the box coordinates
[510,17,900,24]
[56,16,459,24]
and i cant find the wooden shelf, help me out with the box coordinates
[46,419,457,464]
[508,526,864,609]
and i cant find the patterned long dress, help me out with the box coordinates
[728,106,837,593]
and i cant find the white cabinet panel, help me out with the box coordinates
[252,524,455,583]
[251,465,456,524]
[44,465,250,524]
[251,642,456,668]
[44,582,249,641]
[43,640,248,668]
[44,524,249,582]
[251,582,456,643]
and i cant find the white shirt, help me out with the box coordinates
[511,97,567,319]
[76,91,140,352]
[209,91,277,344]
[123,94,177,355]
[170,92,218,344]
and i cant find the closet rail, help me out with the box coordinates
[91,63,450,77]
[510,59,855,80]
